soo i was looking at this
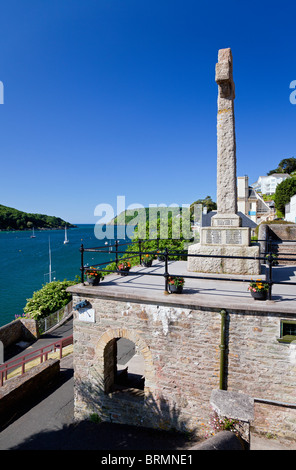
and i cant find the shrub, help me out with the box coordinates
[23,279,77,320]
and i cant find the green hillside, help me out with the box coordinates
[0,204,76,231]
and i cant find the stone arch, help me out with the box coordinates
[94,327,155,395]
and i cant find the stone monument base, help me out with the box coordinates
[187,243,260,275]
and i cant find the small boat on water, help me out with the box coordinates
[64,225,69,244]
[30,227,36,238]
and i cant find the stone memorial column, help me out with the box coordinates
[187,48,260,275]
[211,48,241,228]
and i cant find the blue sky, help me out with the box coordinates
[0,0,295,224]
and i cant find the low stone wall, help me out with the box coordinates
[0,359,60,428]
[0,318,39,349]
[0,320,23,348]
[267,224,296,241]
[20,318,39,341]
[253,401,296,443]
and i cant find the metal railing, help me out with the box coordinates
[79,239,296,301]
[37,300,73,334]
[0,335,73,387]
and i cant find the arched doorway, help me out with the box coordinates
[95,327,154,397]
[104,337,145,393]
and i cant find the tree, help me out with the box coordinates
[274,177,296,216]
[267,157,296,175]
[190,196,217,215]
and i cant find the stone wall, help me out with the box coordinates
[72,294,296,442]
[0,320,23,348]
[267,224,296,241]
[0,359,60,427]
[0,318,39,349]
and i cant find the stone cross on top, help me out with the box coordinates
[215,48,235,100]
[211,48,241,228]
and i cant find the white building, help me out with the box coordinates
[251,173,290,195]
[285,194,296,223]
[237,176,275,224]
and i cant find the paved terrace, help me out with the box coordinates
[70,261,296,314]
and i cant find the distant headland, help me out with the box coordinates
[0,204,76,231]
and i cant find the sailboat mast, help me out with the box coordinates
[49,237,52,283]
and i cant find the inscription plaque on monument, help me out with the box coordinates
[226,229,242,245]
[206,229,222,245]
[218,219,233,226]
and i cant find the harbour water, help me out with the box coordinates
[0,224,132,327]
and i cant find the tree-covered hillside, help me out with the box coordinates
[0,204,76,231]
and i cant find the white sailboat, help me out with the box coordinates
[63,225,69,244]
[30,227,36,238]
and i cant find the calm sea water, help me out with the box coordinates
[0,224,132,327]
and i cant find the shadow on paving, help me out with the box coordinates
[9,420,201,450]
[0,367,74,434]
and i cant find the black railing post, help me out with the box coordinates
[139,239,142,265]
[164,247,169,293]
[80,244,84,283]
[267,252,273,300]
[115,239,119,267]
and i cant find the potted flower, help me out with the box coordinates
[168,276,185,294]
[117,260,131,276]
[141,254,154,267]
[85,267,104,286]
[248,279,269,300]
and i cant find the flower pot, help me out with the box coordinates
[117,267,130,276]
[86,276,101,286]
[251,290,267,300]
[142,260,153,267]
[168,284,183,294]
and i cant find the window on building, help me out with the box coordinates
[277,320,296,343]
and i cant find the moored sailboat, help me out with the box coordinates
[64,225,69,244]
